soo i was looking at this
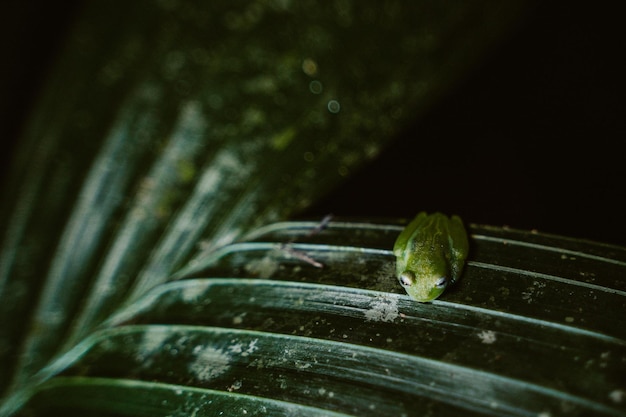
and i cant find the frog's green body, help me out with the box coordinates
[393,212,469,302]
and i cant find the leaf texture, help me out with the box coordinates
[5,220,626,416]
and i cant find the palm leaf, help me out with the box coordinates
[7,220,626,416]
[5,1,601,415]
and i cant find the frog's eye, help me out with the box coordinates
[435,276,447,288]
[399,271,415,287]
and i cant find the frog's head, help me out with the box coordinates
[398,270,448,302]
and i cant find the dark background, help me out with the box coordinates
[2,2,624,246]
[306,3,626,246]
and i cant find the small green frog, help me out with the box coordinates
[393,212,469,302]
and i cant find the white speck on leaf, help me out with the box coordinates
[477,330,497,344]
[228,343,244,354]
[232,312,246,325]
[364,295,399,322]
[609,389,625,403]
[242,339,259,356]
[189,346,231,381]
[245,253,280,278]
[227,380,243,392]
[180,284,207,303]
[139,330,170,353]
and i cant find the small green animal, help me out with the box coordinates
[393,212,469,302]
